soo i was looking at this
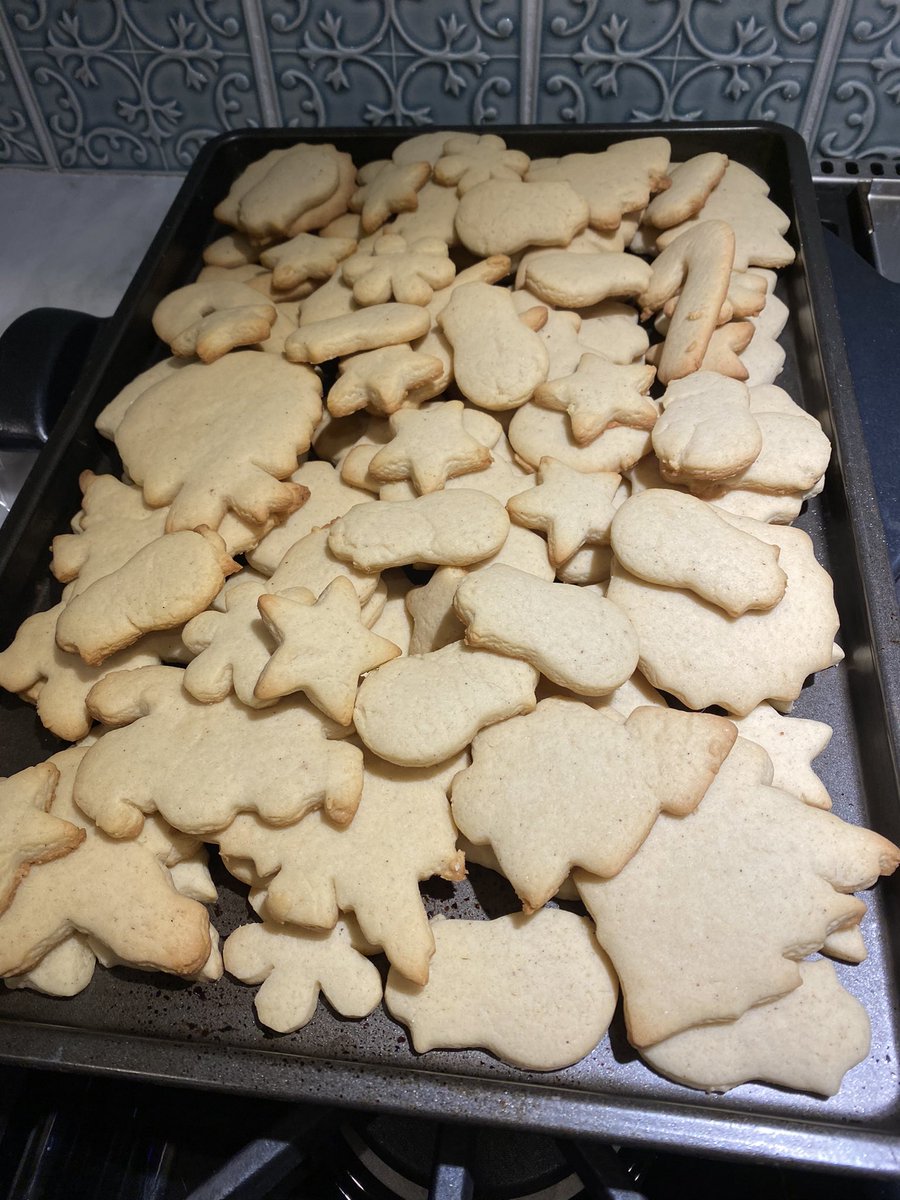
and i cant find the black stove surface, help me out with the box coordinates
[2,1065,898,1200]
[0,178,899,1200]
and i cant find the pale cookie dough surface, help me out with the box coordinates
[51,473,169,599]
[7,825,218,996]
[523,251,651,309]
[217,756,465,985]
[578,300,650,366]
[214,143,348,238]
[509,402,652,474]
[354,640,539,767]
[246,461,373,575]
[466,523,555,582]
[152,280,276,363]
[367,573,413,656]
[223,917,382,1034]
[328,490,510,572]
[527,139,670,229]
[607,513,840,715]
[74,666,363,837]
[4,932,97,998]
[260,232,357,292]
[202,231,260,268]
[182,578,281,709]
[392,132,452,167]
[285,303,431,364]
[386,453,532,509]
[639,221,735,385]
[342,235,455,306]
[692,319,754,381]
[652,371,761,485]
[555,543,613,584]
[114,353,321,533]
[455,179,588,257]
[0,604,177,741]
[369,399,492,493]
[644,152,728,229]
[327,345,444,417]
[350,159,431,234]
[94,357,189,441]
[438,282,549,411]
[268,526,382,605]
[641,959,869,1098]
[533,353,657,446]
[434,133,530,194]
[54,529,238,667]
[610,490,786,616]
[454,564,639,695]
[0,763,81,916]
[576,739,899,1047]
[406,567,466,655]
[255,577,401,723]
[702,404,832,499]
[731,703,833,809]
[385,909,618,1071]
[0,745,212,980]
[451,697,736,911]
[507,459,621,566]
[822,923,867,964]
[656,161,795,271]
[390,180,460,246]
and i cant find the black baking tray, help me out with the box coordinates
[1,123,899,1177]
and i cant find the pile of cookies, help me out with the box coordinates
[1,132,897,1101]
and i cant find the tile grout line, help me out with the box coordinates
[797,0,852,152]
[0,8,59,169]
[518,0,543,124]
[241,0,281,126]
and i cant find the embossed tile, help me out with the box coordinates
[265,0,521,128]
[7,0,264,171]
[814,0,900,160]
[0,38,46,165]
[536,0,825,129]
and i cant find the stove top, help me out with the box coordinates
[2,1064,898,1200]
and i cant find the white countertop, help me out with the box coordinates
[0,169,182,520]
[0,169,182,336]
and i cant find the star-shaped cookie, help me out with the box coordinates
[255,576,402,724]
[369,399,492,494]
[534,352,657,445]
[350,159,431,234]
[507,457,622,566]
[327,345,444,418]
[259,232,357,292]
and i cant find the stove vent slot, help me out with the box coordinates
[817,157,900,183]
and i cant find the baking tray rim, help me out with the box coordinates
[1,120,899,1174]
[5,1018,900,1179]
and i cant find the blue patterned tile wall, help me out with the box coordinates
[813,0,900,161]
[0,27,46,165]
[0,0,895,172]
[264,1,521,128]
[533,0,825,130]
[3,0,264,170]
